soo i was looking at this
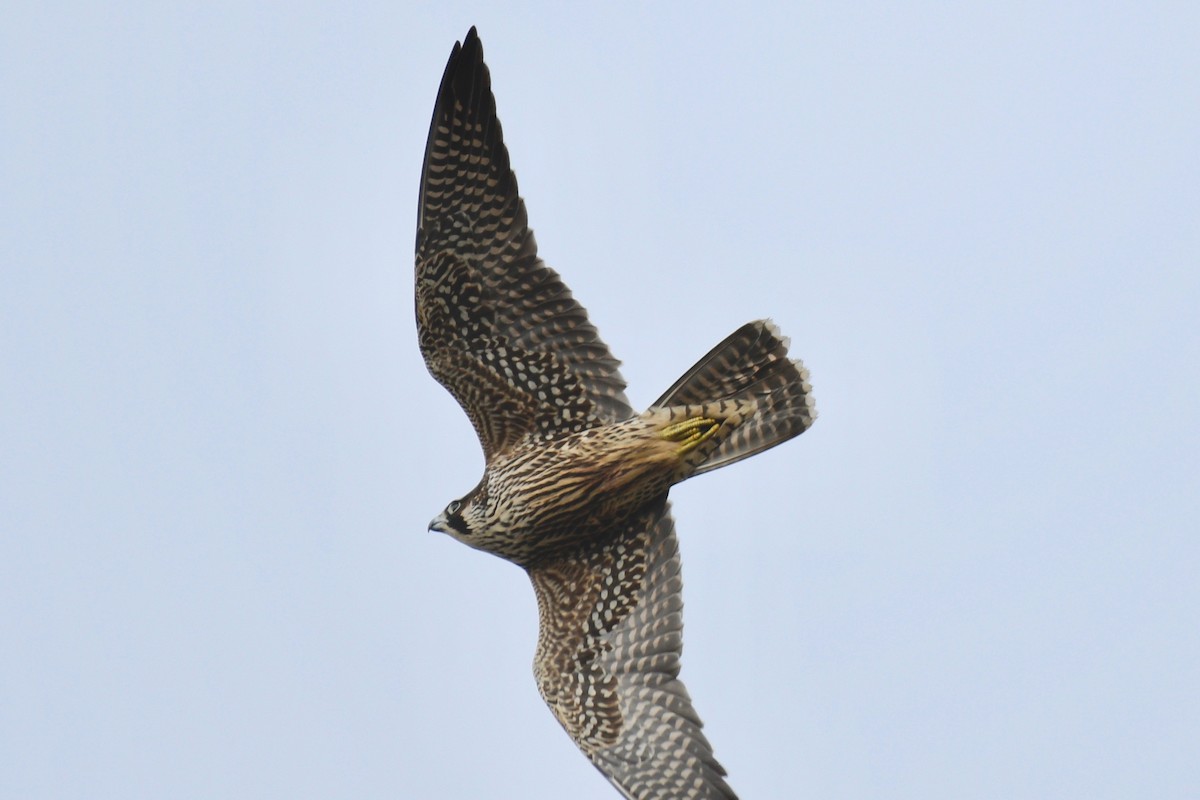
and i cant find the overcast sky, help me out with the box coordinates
[3,2,1198,798]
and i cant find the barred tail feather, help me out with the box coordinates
[654,320,817,477]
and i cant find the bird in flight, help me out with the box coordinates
[416,27,817,800]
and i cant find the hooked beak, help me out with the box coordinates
[429,512,450,534]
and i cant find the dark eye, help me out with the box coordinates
[447,500,462,515]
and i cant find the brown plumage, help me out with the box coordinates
[416,27,817,800]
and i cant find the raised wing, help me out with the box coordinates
[530,502,738,800]
[416,28,631,460]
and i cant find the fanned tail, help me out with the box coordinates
[653,320,816,477]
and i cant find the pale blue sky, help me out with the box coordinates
[3,2,1198,798]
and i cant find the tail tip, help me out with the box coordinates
[794,358,819,422]
[755,319,818,424]
[758,318,791,352]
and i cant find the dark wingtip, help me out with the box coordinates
[462,26,480,49]
[418,26,494,247]
[454,27,486,98]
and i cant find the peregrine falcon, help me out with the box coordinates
[416,27,817,800]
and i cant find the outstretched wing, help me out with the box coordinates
[529,502,738,800]
[416,28,631,460]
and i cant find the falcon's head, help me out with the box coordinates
[428,479,490,550]
[430,497,472,537]
[427,478,542,565]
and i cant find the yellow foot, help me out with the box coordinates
[659,417,721,455]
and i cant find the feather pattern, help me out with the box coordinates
[416,27,631,458]
[531,503,737,800]
[654,320,817,476]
